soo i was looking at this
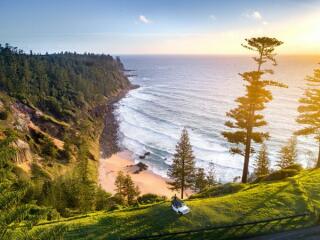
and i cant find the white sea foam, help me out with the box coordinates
[113,55,320,182]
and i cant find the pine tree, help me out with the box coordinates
[114,171,140,205]
[206,162,217,186]
[193,168,208,192]
[295,67,320,168]
[277,137,298,169]
[115,171,126,198]
[222,37,286,183]
[0,129,66,239]
[254,144,270,177]
[124,174,140,205]
[167,128,196,199]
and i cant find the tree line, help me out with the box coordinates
[0,44,130,121]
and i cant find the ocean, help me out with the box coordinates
[116,55,320,182]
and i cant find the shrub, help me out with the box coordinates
[137,194,167,205]
[47,208,61,221]
[0,110,8,120]
[261,169,299,182]
[95,188,112,210]
[284,163,303,171]
[12,165,30,181]
[189,183,245,199]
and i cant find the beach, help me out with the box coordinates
[98,150,183,198]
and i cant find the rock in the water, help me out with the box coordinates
[133,161,148,174]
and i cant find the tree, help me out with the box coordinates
[277,137,298,169]
[167,128,196,199]
[206,162,217,186]
[193,168,208,192]
[114,171,140,205]
[254,144,270,177]
[115,171,126,198]
[295,67,320,167]
[222,37,286,183]
[0,129,66,239]
[123,174,140,205]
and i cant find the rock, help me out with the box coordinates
[133,162,148,174]
[11,139,33,163]
[139,151,151,159]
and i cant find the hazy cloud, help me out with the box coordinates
[139,15,151,24]
[243,10,269,26]
[209,15,216,20]
[252,11,262,20]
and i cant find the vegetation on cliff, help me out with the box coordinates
[0,44,131,224]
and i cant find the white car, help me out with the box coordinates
[171,198,190,215]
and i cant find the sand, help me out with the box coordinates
[98,151,187,198]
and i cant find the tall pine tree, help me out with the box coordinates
[277,137,298,169]
[254,144,270,177]
[167,128,195,199]
[222,37,286,183]
[295,67,320,167]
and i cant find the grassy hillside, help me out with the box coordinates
[37,169,320,239]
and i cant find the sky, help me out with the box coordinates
[1,0,320,54]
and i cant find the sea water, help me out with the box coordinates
[116,55,319,182]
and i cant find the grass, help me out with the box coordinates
[38,169,320,239]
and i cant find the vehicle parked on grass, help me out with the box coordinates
[171,196,190,215]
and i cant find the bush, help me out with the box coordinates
[189,183,245,199]
[137,194,167,205]
[261,169,299,182]
[95,188,112,210]
[46,208,61,221]
[0,110,8,120]
[284,163,303,171]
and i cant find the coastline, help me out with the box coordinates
[98,84,188,198]
[99,150,179,198]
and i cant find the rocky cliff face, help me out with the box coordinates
[12,139,33,164]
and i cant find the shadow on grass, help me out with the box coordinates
[65,172,319,240]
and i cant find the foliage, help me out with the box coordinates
[0,130,66,239]
[254,144,270,177]
[277,137,298,169]
[192,167,217,192]
[295,66,320,167]
[0,110,8,120]
[115,171,140,205]
[189,182,246,199]
[39,169,320,240]
[0,44,130,121]
[222,37,286,183]
[167,128,196,199]
[95,187,112,211]
[137,194,167,205]
[260,169,299,182]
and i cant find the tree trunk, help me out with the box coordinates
[181,186,184,199]
[242,126,252,183]
[181,157,185,199]
[316,141,320,168]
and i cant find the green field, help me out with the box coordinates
[38,169,320,239]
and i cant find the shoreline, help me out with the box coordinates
[99,84,138,158]
[98,84,190,198]
[99,150,180,198]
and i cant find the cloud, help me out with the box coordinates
[139,15,151,24]
[243,10,262,20]
[209,15,216,20]
[252,11,262,20]
[243,10,269,26]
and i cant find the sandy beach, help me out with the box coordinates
[99,150,185,198]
